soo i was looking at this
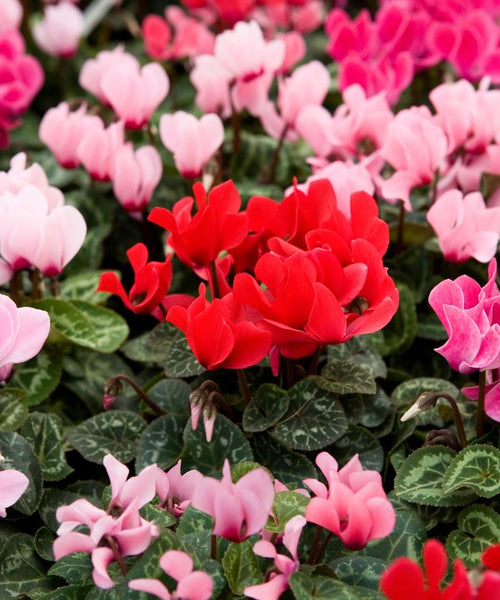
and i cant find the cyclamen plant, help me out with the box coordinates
[0,0,500,599]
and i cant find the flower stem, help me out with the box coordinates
[30,269,44,301]
[308,525,323,565]
[231,110,241,155]
[211,534,217,561]
[314,531,333,565]
[237,369,251,407]
[106,536,127,577]
[9,271,24,305]
[267,124,289,184]
[108,374,165,416]
[476,370,487,439]
[395,200,405,254]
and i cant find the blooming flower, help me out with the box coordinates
[0,468,29,516]
[304,452,395,550]
[0,0,22,32]
[77,120,125,182]
[32,1,84,58]
[191,460,275,542]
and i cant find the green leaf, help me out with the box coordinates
[60,270,117,304]
[360,499,427,562]
[446,505,500,568]
[10,351,63,406]
[68,410,146,463]
[31,298,97,349]
[0,431,42,515]
[34,526,55,561]
[252,434,317,488]
[177,506,213,557]
[140,504,177,528]
[327,426,384,472]
[164,329,205,378]
[39,490,84,532]
[70,301,129,353]
[394,446,477,507]
[136,415,186,471]
[243,384,290,432]
[223,540,264,595]
[340,387,393,429]
[369,283,417,356]
[0,388,28,431]
[330,557,388,591]
[21,412,73,481]
[266,491,310,534]
[147,378,191,416]
[270,378,348,451]
[121,323,173,363]
[442,444,500,498]
[182,413,253,476]
[289,572,384,600]
[326,338,387,380]
[231,461,267,481]
[36,584,93,600]
[0,533,59,598]
[48,553,93,585]
[314,361,376,395]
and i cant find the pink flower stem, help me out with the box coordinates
[267,124,290,184]
[107,374,166,416]
[237,369,251,407]
[106,536,127,577]
[476,370,487,439]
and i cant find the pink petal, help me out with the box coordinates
[159,550,193,581]
[128,578,171,600]
[91,547,115,589]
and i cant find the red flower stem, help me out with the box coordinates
[9,271,24,305]
[395,200,405,254]
[237,369,251,407]
[112,374,165,416]
[209,262,221,300]
[106,536,127,577]
[308,525,323,565]
[476,370,487,439]
[267,124,290,184]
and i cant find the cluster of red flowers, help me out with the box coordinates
[98,178,399,373]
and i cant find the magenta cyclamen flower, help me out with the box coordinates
[428,259,500,375]
[0,294,50,381]
[53,454,168,589]
[190,460,275,542]
[129,550,213,600]
[245,515,306,600]
[0,467,29,517]
[304,452,395,550]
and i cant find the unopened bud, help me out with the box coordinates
[103,377,123,410]
[401,391,441,422]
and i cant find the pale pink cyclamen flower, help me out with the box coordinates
[245,515,306,600]
[0,185,86,279]
[304,452,395,550]
[379,106,448,210]
[32,1,84,58]
[427,190,500,263]
[0,294,50,381]
[111,144,162,217]
[260,60,330,141]
[160,112,224,179]
[39,102,103,169]
[77,120,125,181]
[213,20,285,116]
[54,454,168,589]
[0,0,22,32]
[164,460,204,517]
[79,46,139,104]
[99,61,169,128]
[428,259,500,375]
[129,550,213,600]
[190,55,232,119]
[191,460,275,542]
[0,468,29,517]
[0,153,63,210]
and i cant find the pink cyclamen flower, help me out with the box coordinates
[428,259,500,375]
[379,106,448,210]
[213,20,285,116]
[190,54,232,119]
[427,190,500,263]
[245,515,306,600]
[79,46,139,104]
[191,460,275,542]
[77,120,125,182]
[99,62,169,128]
[0,185,87,278]
[304,452,395,550]
[0,468,29,517]
[160,112,224,179]
[129,550,213,600]
[39,102,103,169]
[111,144,162,216]
[32,1,84,58]
[164,460,204,517]
[54,454,167,589]
[0,294,50,381]
[0,0,22,32]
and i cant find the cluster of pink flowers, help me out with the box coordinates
[325,0,500,104]
[0,154,86,283]
[429,258,500,422]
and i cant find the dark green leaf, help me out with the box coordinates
[34,526,55,561]
[442,444,500,498]
[147,378,191,416]
[31,299,97,349]
[340,387,392,429]
[10,351,62,407]
[48,553,93,585]
[39,490,85,532]
[36,584,93,600]
[70,301,129,353]
[164,330,205,378]
[330,557,388,591]
[0,387,28,431]
[136,415,186,471]
[68,410,146,463]
[289,572,384,600]
[243,384,290,432]
[314,361,376,395]
[60,270,117,305]
[223,540,263,595]
[326,426,384,472]
[177,506,213,557]
[266,491,310,534]
[326,338,387,380]
[270,378,348,451]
